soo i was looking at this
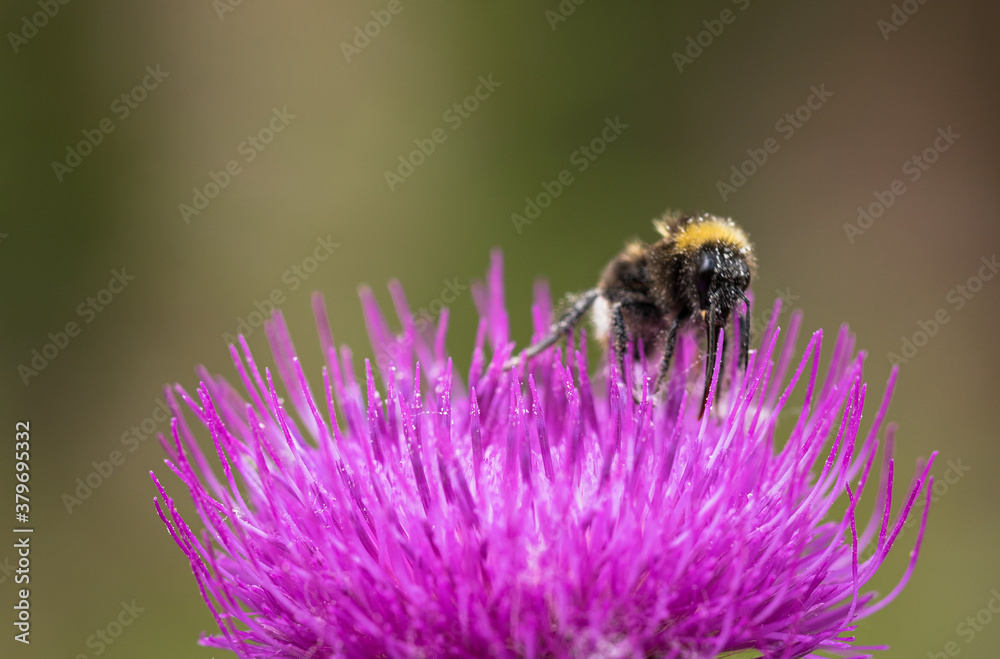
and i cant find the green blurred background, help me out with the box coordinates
[1,0,998,657]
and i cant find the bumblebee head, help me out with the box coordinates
[657,212,754,316]
[687,242,753,418]
[666,213,755,417]
[692,243,751,317]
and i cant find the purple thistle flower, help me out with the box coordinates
[153,250,936,659]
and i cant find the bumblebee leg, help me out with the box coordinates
[652,316,680,397]
[610,300,629,382]
[505,288,600,368]
[739,303,750,372]
[699,300,719,419]
[718,314,732,382]
[612,299,663,403]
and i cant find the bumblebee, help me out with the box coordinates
[507,212,755,415]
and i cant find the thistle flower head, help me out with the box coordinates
[153,250,936,659]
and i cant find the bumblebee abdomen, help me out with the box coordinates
[597,241,652,301]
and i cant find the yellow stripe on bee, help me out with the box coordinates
[673,219,749,252]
